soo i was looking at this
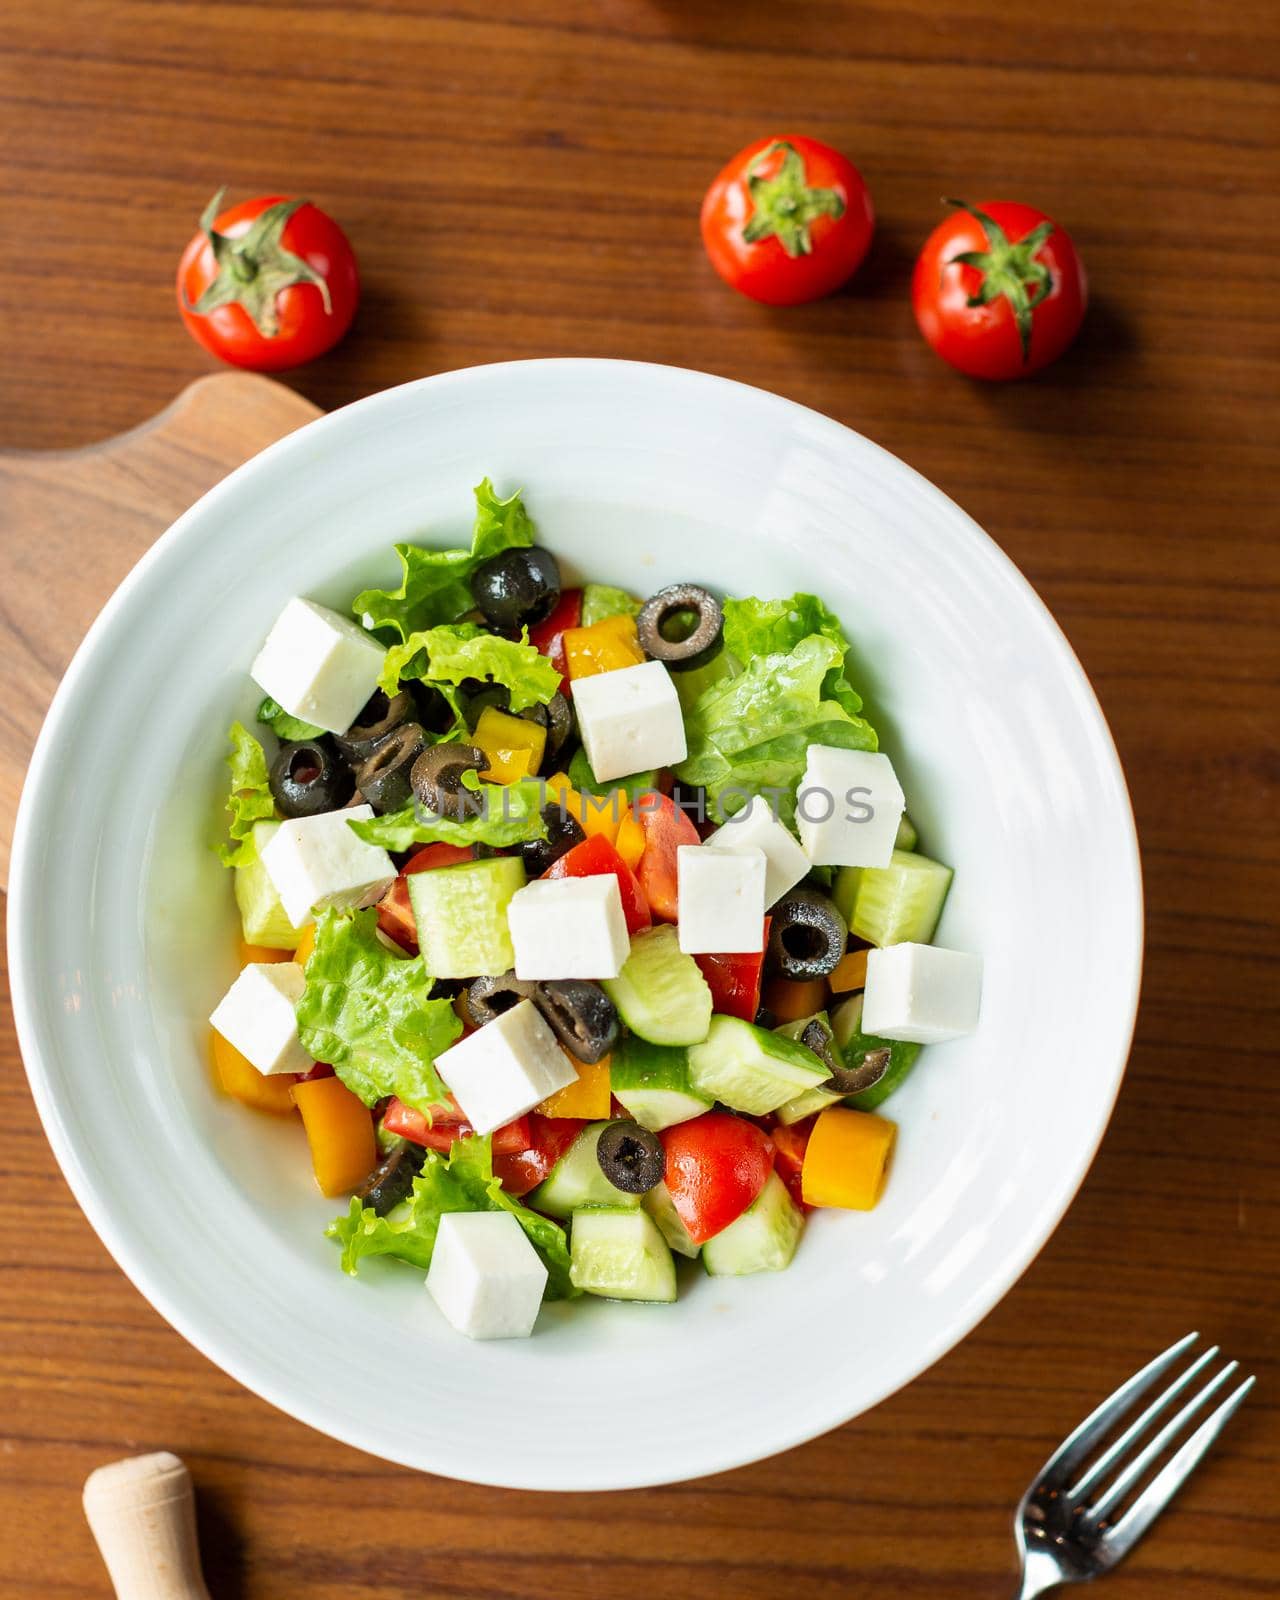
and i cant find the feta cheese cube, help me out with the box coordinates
[250,597,386,735]
[704,795,810,908]
[572,660,687,782]
[796,746,905,868]
[676,845,767,954]
[426,1211,548,1340]
[209,961,312,1075]
[260,804,396,927]
[861,943,983,1043]
[435,999,577,1135]
[507,875,630,980]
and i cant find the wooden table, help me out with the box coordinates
[2,3,1276,1595]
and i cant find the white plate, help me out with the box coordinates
[8,360,1141,1490]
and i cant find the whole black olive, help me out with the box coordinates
[269,737,355,818]
[410,743,485,820]
[596,1120,666,1195]
[356,1140,426,1215]
[470,546,562,631]
[335,688,415,761]
[537,980,618,1064]
[356,723,426,814]
[467,972,540,1027]
[767,886,848,980]
[635,583,724,672]
[520,803,586,876]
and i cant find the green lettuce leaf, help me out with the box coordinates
[580,583,640,627]
[348,772,548,850]
[676,634,877,828]
[295,908,462,1112]
[353,479,535,642]
[217,722,276,868]
[328,1134,578,1299]
[256,695,324,742]
[722,593,864,717]
[378,622,559,710]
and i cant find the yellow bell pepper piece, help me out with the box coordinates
[544,771,624,845]
[828,947,869,994]
[209,1028,297,1116]
[538,1052,612,1118]
[615,807,646,870]
[801,1106,897,1211]
[291,1075,377,1197]
[563,613,645,682]
[763,975,829,1022]
[292,923,317,968]
[239,940,293,965]
[473,706,546,783]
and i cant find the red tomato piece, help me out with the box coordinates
[633,792,700,923]
[545,833,651,934]
[376,843,475,952]
[528,587,582,695]
[912,198,1086,380]
[694,916,770,1022]
[701,135,875,306]
[382,1098,531,1156]
[298,1062,336,1082]
[177,191,359,372]
[769,1118,814,1212]
[494,1114,585,1197]
[659,1112,775,1245]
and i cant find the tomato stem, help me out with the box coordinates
[943,198,1054,363]
[742,141,846,260]
[185,188,332,338]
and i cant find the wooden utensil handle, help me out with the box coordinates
[83,1453,212,1600]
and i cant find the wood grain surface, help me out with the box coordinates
[1,2,1277,1597]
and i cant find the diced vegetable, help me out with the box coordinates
[537,1052,612,1119]
[292,1075,378,1196]
[829,993,923,1111]
[614,807,646,869]
[703,1172,803,1275]
[694,915,769,1022]
[762,975,829,1022]
[801,1106,897,1210]
[687,1015,828,1116]
[603,925,713,1047]
[832,849,952,947]
[828,947,869,993]
[473,706,546,782]
[529,1122,643,1218]
[635,792,701,922]
[895,812,919,852]
[580,583,641,627]
[209,1027,298,1115]
[292,923,317,966]
[234,821,308,949]
[659,1111,774,1244]
[563,613,646,681]
[544,771,624,845]
[610,1034,712,1130]
[642,1179,701,1258]
[375,842,475,952]
[408,855,527,978]
[768,1120,812,1209]
[569,1207,677,1302]
[238,940,293,965]
[527,587,582,693]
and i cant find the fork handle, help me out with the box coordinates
[1012,1551,1067,1599]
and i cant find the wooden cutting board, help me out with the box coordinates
[0,372,321,887]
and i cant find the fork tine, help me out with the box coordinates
[1100,1375,1256,1564]
[1082,1359,1240,1526]
[1031,1332,1200,1486]
[1068,1344,1220,1502]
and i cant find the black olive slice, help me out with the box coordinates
[269,736,355,818]
[537,980,618,1064]
[355,723,426,814]
[520,803,586,876]
[470,546,562,631]
[335,688,415,761]
[767,886,848,979]
[356,1141,427,1216]
[635,583,724,671]
[410,743,485,820]
[822,1046,893,1097]
[596,1120,666,1195]
[466,972,540,1027]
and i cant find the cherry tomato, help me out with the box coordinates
[701,135,875,306]
[493,1115,586,1197]
[544,833,651,935]
[694,916,770,1022]
[177,189,359,371]
[912,198,1086,380]
[375,843,475,952]
[659,1112,775,1244]
[634,792,700,923]
[528,588,582,696]
[382,1098,531,1156]
[769,1118,814,1211]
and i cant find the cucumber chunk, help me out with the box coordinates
[570,1207,677,1302]
[603,925,713,1047]
[642,1179,701,1258]
[580,583,641,627]
[771,1012,842,1124]
[830,993,923,1111]
[687,1016,827,1116]
[611,1034,712,1130]
[895,812,919,853]
[832,848,952,947]
[527,1123,641,1219]
[408,855,526,978]
[703,1172,803,1276]
[234,821,309,948]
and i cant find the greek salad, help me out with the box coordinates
[209,480,982,1339]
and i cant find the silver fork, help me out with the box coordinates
[1013,1332,1255,1597]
